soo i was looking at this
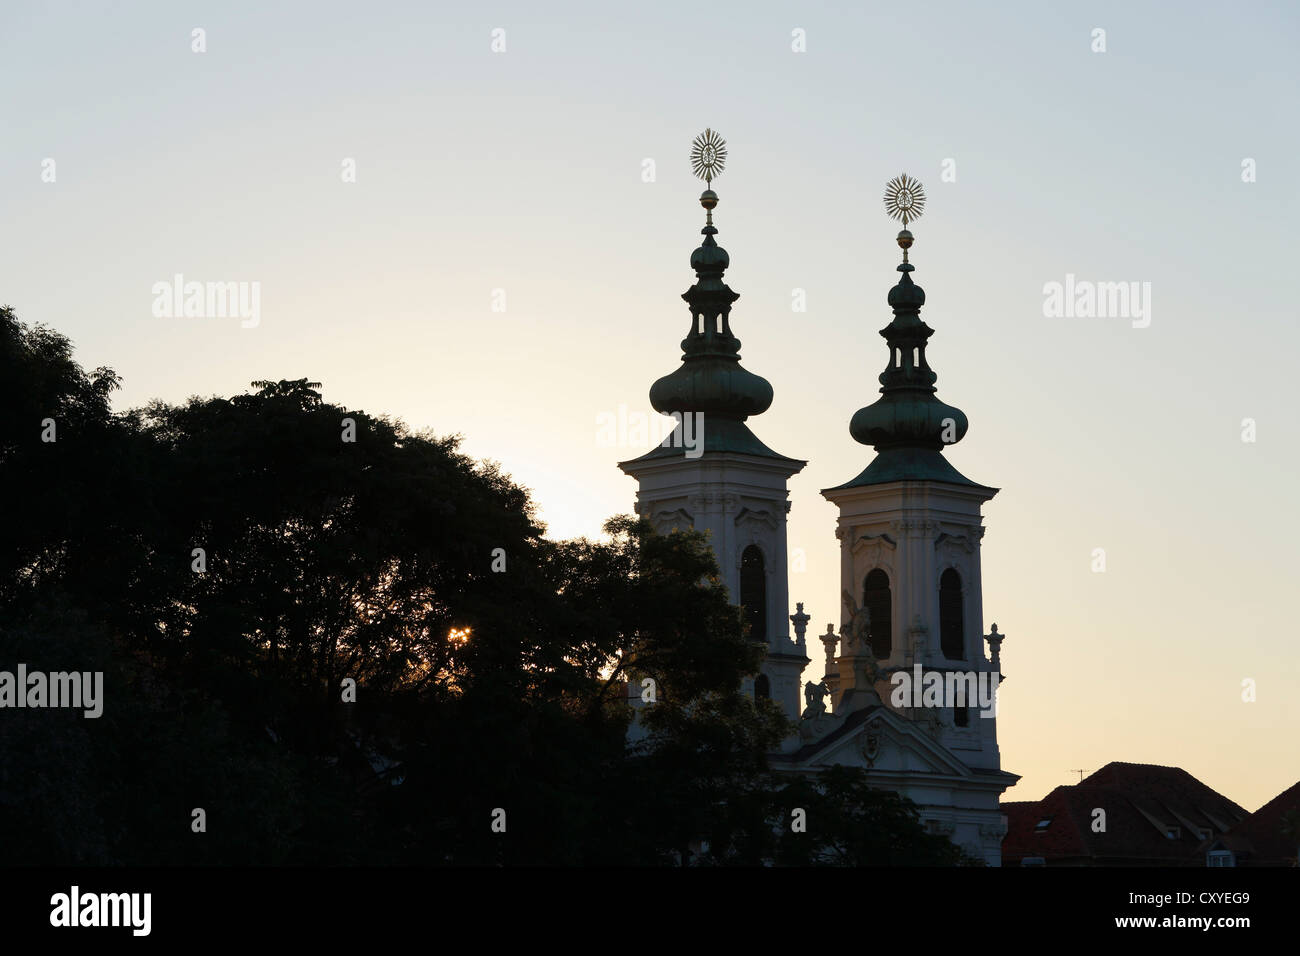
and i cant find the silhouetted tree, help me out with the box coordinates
[0,306,964,866]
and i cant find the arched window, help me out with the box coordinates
[940,568,964,660]
[863,569,892,659]
[754,674,770,700]
[740,545,766,642]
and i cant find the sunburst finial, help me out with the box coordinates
[690,128,728,228]
[690,128,727,184]
[884,173,926,263]
[884,173,925,227]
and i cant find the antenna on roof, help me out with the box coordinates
[1069,769,1087,784]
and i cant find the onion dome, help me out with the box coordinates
[830,174,990,490]
[648,131,773,422]
[622,130,803,470]
[848,260,967,449]
[647,191,774,420]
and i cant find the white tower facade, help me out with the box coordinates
[620,441,807,721]
[788,198,1018,865]
[618,168,808,722]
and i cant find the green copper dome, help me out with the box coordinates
[849,264,968,450]
[828,256,987,490]
[622,176,804,476]
[648,210,773,421]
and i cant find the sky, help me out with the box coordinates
[3,0,1297,813]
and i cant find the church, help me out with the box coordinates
[617,132,1017,866]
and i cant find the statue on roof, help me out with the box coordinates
[802,679,829,718]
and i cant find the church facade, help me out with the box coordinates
[618,154,1016,866]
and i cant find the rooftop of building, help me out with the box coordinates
[1001,762,1249,865]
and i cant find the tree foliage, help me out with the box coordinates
[0,305,970,865]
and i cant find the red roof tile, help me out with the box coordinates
[1212,780,1300,866]
[1001,762,1247,865]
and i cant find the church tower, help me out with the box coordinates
[619,130,808,722]
[806,175,1017,863]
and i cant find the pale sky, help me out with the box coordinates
[4,0,1297,812]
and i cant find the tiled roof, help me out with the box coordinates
[1002,762,1248,865]
[1211,780,1300,865]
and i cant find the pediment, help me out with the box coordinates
[797,707,973,778]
